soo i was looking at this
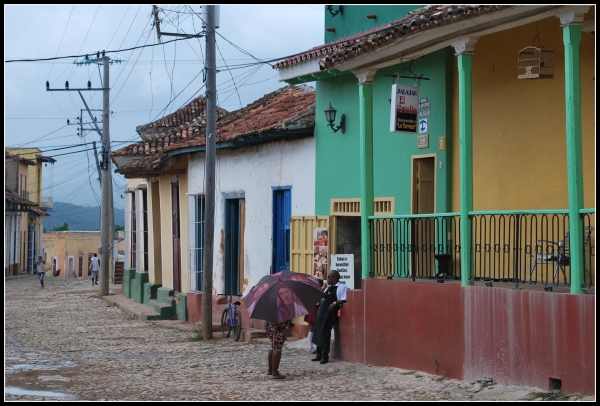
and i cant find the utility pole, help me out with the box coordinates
[100,54,112,296]
[202,5,216,340]
[46,56,112,296]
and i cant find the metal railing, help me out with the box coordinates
[369,214,461,280]
[369,211,595,289]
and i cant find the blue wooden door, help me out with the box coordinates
[273,188,291,273]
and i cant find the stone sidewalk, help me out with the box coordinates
[5,275,595,401]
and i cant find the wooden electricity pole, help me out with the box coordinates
[201,5,217,340]
[100,54,112,297]
[46,54,112,296]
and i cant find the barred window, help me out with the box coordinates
[188,194,205,293]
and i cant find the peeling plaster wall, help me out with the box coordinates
[188,137,315,296]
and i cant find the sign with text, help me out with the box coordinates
[390,84,419,133]
[330,254,354,288]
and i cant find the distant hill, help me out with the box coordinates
[43,202,125,232]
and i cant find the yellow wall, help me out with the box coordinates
[6,148,43,205]
[159,176,173,289]
[156,155,189,292]
[451,10,595,211]
[42,232,101,279]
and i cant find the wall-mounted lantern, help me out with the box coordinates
[326,5,343,17]
[324,102,345,134]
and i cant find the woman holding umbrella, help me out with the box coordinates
[243,270,325,380]
[266,319,290,380]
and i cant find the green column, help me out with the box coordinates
[456,51,474,286]
[357,70,375,280]
[563,24,585,294]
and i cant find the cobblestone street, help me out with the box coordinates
[4,275,595,401]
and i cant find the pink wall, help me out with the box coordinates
[464,287,596,394]
[336,279,595,394]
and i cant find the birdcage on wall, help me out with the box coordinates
[518,46,554,80]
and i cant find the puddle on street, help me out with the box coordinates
[5,387,71,397]
[6,360,75,372]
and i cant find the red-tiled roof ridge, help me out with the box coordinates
[135,94,230,140]
[164,84,315,152]
[112,85,315,176]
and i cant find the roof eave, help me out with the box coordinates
[167,128,314,157]
[325,5,566,74]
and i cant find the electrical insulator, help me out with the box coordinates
[67,119,70,124]
[65,81,69,89]
[46,81,49,89]
[88,81,91,89]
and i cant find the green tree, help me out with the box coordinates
[50,222,69,231]
[115,224,125,232]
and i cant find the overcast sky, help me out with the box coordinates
[4,5,324,214]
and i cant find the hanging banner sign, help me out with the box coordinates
[390,84,419,133]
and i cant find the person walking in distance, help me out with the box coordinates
[89,253,100,285]
[35,256,46,289]
[311,270,348,365]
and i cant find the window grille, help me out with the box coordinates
[330,198,395,216]
[374,198,395,215]
[188,194,205,293]
[331,198,361,216]
[139,189,149,272]
[78,254,84,277]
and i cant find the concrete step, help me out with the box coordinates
[140,310,163,321]
[241,327,267,343]
[150,300,175,318]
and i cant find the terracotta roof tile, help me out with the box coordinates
[273,5,511,71]
[29,206,50,216]
[112,85,315,177]
[5,191,39,207]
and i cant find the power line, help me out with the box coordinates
[6,35,203,63]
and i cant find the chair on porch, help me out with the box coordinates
[529,225,593,285]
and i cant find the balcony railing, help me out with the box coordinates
[369,211,595,289]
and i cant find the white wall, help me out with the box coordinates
[188,137,315,295]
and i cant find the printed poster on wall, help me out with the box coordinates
[390,83,419,133]
[330,254,354,289]
[313,228,328,280]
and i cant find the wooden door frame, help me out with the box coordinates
[224,194,245,295]
[171,181,182,292]
[272,186,292,274]
[410,154,437,215]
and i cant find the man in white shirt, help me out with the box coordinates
[35,256,46,289]
[311,270,348,364]
[89,253,100,285]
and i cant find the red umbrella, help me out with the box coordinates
[243,270,324,324]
